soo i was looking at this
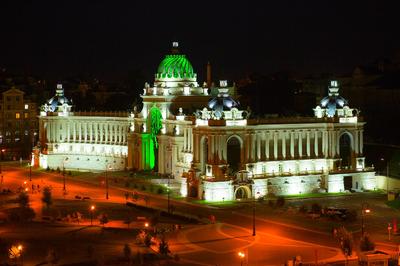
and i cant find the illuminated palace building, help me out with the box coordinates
[36,43,376,201]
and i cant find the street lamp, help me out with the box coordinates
[28,162,32,182]
[361,203,371,236]
[247,164,256,236]
[62,157,69,193]
[18,244,23,266]
[238,251,245,266]
[167,174,171,214]
[105,164,112,200]
[90,205,95,226]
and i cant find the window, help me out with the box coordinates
[6,96,11,101]
[24,113,28,119]
[7,105,10,110]
[15,112,20,119]
[24,104,29,110]
[24,130,28,135]
[16,96,20,102]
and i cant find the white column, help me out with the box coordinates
[306,131,310,157]
[355,130,360,155]
[210,134,214,163]
[183,128,187,152]
[66,122,70,142]
[265,132,270,160]
[256,133,261,161]
[298,131,303,158]
[282,131,286,159]
[78,122,82,142]
[46,122,51,143]
[290,131,294,158]
[105,123,109,143]
[359,130,363,155]
[314,130,318,157]
[222,135,227,162]
[273,131,278,159]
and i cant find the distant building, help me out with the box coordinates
[36,43,377,201]
[0,87,38,159]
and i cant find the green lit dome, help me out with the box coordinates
[157,54,195,79]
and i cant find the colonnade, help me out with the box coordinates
[192,128,364,165]
[45,118,128,145]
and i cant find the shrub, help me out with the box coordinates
[141,185,146,191]
[144,233,153,247]
[46,166,50,171]
[360,234,375,251]
[98,213,109,227]
[268,200,275,208]
[133,183,138,189]
[123,244,131,260]
[299,204,308,214]
[68,171,72,176]
[157,187,164,194]
[42,186,52,209]
[158,237,170,256]
[56,167,60,173]
[311,203,322,214]
[345,209,358,222]
[125,181,130,188]
[276,196,285,208]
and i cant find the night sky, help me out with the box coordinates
[1,1,399,82]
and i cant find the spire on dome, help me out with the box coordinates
[171,41,180,54]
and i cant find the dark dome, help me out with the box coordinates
[208,94,239,119]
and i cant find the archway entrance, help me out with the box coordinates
[227,136,241,175]
[339,133,352,169]
[235,186,251,199]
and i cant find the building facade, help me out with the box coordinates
[36,85,129,171]
[36,43,376,200]
[0,87,38,159]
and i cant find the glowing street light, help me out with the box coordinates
[105,164,112,200]
[238,251,245,266]
[17,244,23,266]
[62,157,69,193]
[90,205,95,226]
[144,222,149,228]
[361,203,371,236]
[28,162,32,182]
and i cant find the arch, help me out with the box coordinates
[200,136,208,174]
[234,185,251,200]
[338,130,354,152]
[339,132,353,169]
[227,135,243,175]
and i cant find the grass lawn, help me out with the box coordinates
[386,198,400,209]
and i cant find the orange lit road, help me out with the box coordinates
[0,164,354,265]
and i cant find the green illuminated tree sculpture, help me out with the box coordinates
[147,106,163,170]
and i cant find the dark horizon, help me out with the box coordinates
[1,1,399,83]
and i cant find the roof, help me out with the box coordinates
[157,54,195,79]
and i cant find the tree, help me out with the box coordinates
[158,237,170,256]
[335,227,353,264]
[311,203,322,214]
[18,192,29,208]
[98,213,109,227]
[123,244,131,260]
[360,234,375,252]
[144,233,153,247]
[42,186,52,209]
[124,215,133,228]
[276,196,285,208]
[46,249,59,265]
